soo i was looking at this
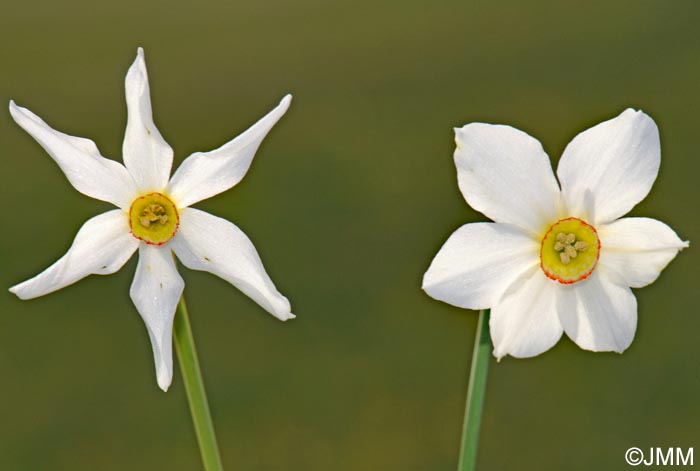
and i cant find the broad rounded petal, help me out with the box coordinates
[422,222,539,310]
[167,95,292,208]
[558,269,637,353]
[130,245,184,391]
[9,101,137,208]
[599,217,688,288]
[490,268,563,359]
[557,109,660,225]
[10,210,138,299]
[123,47,173,191]
[171,208,294,320]
[454,123,561,235]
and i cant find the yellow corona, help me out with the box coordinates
[540,217,600,284]
[128,192,180,246]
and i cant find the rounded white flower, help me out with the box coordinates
[423,109,688,359]
[9,48,294,391]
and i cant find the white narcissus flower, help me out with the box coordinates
[9,48,294,391]
[423,110,688,359]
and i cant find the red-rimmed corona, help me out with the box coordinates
[128,192,180,246]
[540,217,601,284]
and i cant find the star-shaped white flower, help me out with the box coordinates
[10,48,294,391]
[423,109,688,359]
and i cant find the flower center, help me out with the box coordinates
[128,192,179,246]
[540,217,600,284]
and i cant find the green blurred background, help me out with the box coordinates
[0,1,698,469]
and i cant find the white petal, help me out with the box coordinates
[130,245,184,391]
[9,102,137,208]
[422,222,539,310]
[10,210,138,299]
[123,47,173,191]
[490,268,563,359]
[598,217,688,288]
[167,95,292,208]
[558,269,637,353]
[454,123,561,235]
[171,208,294,321]
[557,109,660,225]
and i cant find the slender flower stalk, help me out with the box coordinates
[174,295,223,471]
[458,309,490,471]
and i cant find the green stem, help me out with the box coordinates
[457,309,491,471]
[174,295,224,471]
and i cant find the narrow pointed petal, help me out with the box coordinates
[557,109,660,225]
[490,268,563,359]
[422,222,539,310]
[171,208,294,320]
[454,123,561,235]
[10,210,138,299]
[130,245,184,391]
[558,269,637,353]
[123,48,173,191]
[598,217,688,288]
[167,95,292,208]
[9,102,137,208]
